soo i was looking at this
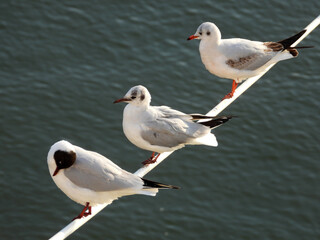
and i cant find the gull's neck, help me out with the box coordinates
[199,36,220,51]
[125,102,149,114]
[199,38,220,71]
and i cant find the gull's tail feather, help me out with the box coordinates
[194,133,218,147]
[142,178,180,189]
[197,115,234,129]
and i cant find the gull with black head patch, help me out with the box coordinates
[187,22,313,100]
[114,85,233,165]
[47,140,179,220]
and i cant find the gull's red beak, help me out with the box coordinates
[53,167,60,176]
[113,98,131,104]
[187,35,199,40]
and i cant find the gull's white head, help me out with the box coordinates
[114,85,151,107]
[47,140,77,177]
[187,22,221,44]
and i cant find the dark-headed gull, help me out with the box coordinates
[187,22,312,99]
[47,140,179,220]
[114,85,233,165]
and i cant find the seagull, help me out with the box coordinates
[187,22,312,99]
[114,85,233,165]
[47,140,179,220]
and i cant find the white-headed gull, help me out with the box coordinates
[114,85,233,165]
[47,140,179,220]
[187,22,312,99]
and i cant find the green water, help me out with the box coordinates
[1,1,319,239]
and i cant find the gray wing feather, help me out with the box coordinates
[226,53,274,71]
[222,38,276,71]
[153,106,191,119]
[141,119,189,148]
[64,147,142,192]
[141,112,210,148]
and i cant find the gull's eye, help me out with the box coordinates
[207,31,210,36]
[131,96,136,99]
[199,32,202,35]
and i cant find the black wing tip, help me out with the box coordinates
[220,115,236,119]
[217,115,236,122]
[278,29,307,49]
[214,115,234,122]
[191,114,236,120]
[190,114,212,120]
[199,115,235,128]
[142,178,180,189]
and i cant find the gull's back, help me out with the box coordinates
[64,146,143,192]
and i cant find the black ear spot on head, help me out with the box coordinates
[207,31,210,36]
[131,89,138,97]
[140,94,145,101]
[54,150,76,170]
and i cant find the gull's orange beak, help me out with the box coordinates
[113,98,131,104]
[187,35,199,40]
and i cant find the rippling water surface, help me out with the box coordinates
[1,1,319,239]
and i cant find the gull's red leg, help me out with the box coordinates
[83,205,92,217]
[222,80,238,100]
[72,202,91,221]
[142,152,160,165]
[150,153,160,163]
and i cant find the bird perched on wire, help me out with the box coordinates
[114,85,233,165]
[47,140,179,220]
[187,22,312,100]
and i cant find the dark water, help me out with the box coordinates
[1,1,319,239]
